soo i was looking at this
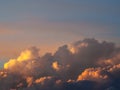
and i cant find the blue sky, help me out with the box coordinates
[0,0,120,59]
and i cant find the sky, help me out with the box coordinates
[0,0,120,59]
[0,1,120,90]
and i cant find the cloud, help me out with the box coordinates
[26,76,33,87]
[0,38,120,90]
[4,46,39,70]
[52,61,61,71]
[35,76,52,85]
[77,67,108,82]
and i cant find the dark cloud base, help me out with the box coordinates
[0,38,120,90]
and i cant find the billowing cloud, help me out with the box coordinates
[77,68,108,82]
[0,38,120,90]
[4,46,39,70]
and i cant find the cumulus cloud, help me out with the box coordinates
[4,46,40,70]
[77,67,108,82]
[0,38,120,90]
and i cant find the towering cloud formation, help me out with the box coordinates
[0,38,120,90]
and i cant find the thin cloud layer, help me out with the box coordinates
[0,38,120,90]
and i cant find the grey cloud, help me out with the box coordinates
[0,38,120,90]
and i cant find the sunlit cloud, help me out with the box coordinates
[0,38,120,89]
